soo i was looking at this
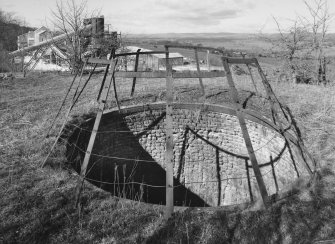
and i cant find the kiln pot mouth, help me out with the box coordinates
[66,103,313,207]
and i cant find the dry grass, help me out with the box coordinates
[1,68,335,243]
[147,168,335,243]
[271,82,335,170]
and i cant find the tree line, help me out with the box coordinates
[0,9,34,52]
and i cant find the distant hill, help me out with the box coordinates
[125,32,335,55]
[125,32,273,53]
[126,32,258,40]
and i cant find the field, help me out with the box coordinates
[126,33,335,77]
[126,33,272,53]
[127,32,335,55]
[1,56,335,243]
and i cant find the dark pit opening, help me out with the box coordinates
[66,110,209,207]
[66,103,312,207]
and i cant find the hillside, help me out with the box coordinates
[0,10,34,51]
[125,32,335,59]
[125,32,271,54]
[1,67,335,243]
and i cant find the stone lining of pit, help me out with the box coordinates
[67,102,313,207]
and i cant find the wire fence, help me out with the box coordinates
[54,114,291,205]
[32,52,310,211]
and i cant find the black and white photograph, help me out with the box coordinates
[1,0,335,243]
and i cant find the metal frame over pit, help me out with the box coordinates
[42,44,316,220]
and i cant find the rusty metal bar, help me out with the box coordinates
[246,160,254,201]
[41,60,87,168]
[270,156,279,192]
[246,64,259,94]
[115,51,167,57]
[222,57,269,206]
[241,53,259,94]
[130,49,141,97]
[112,75,120,111]
[164,44,224,54]
[75,59,118,207]
[87,51,168,64]
[114,71,226,79]
[97,48,115,101]
[194,49,205,96]
[224,57,257,65]
[164,46,174,219]
[254,59,314,175]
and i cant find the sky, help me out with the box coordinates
[1,0,334,34]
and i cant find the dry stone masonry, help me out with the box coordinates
[67,103,312,207]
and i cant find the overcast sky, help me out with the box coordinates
[1,0,334,34]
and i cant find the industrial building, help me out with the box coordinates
[126,46,184,70]
[17,26,52,49]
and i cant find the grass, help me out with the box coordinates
[1,64,335,243]
[147,167,335,243]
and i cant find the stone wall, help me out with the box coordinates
[67,103,312,207]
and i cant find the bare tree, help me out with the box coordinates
[268,0,333,84]
[50,0,95,71]
[303,0,332,84]
[270,17,310,83]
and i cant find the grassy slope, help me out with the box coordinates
[1,69,335,243]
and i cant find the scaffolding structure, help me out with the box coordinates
[42,44,316,219]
